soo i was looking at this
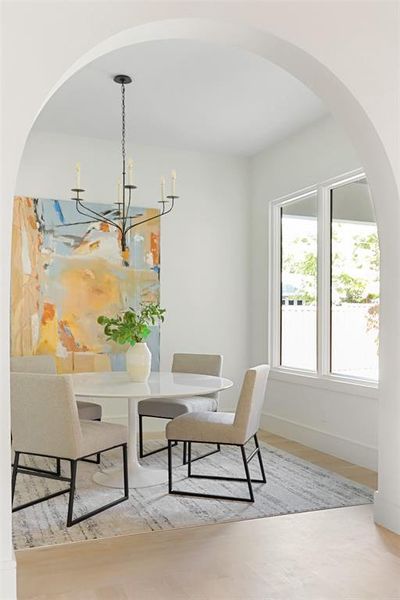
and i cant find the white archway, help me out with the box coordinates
[2,16,399,597]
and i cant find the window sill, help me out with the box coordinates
[269,368,379,399]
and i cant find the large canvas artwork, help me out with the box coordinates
[11,197,161,373]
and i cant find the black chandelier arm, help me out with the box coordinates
[76,201,120,228]
[75,198,122,232]
[76,201,123,233]
[56,219,101,227]
[162,196,175,216]
[76,202,119,230]
[124,198,175,235]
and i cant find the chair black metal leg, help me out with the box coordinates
[183,442,187,465]
[67,444,129,527]
[12,451,20,502]
[169,439,266,502]
[241,445,254,502]
[187,442,192,477]
[13,454,71,514]
[254,434,266,483]
[168,441,173,493]
[12,444,128,524]
[56,458,61,477]
[67,460,78,527]
[139,415,178,458]
[122,443,129,498]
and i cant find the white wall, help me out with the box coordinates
[250,115,378,469]
[16,130,250,422]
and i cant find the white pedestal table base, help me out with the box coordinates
[93,396,168,489]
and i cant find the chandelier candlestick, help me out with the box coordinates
[70,73,178,263]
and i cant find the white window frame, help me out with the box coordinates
[268,168,379,396]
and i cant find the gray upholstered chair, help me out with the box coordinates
[138,353,223,463]
[11,355,103,468]
[11,373,128,527]
[166,365,270,502]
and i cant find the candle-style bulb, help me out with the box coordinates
[171,170,176,196]
[128,159,134,186]
[161,176,166,202]
[76,162,81,189]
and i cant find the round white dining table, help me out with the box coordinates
[72,371,233,489]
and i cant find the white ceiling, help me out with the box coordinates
[33,40,328,156]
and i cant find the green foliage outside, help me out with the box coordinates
[97,303,166,346]
[352,232,380,272]
[283,228,379,305]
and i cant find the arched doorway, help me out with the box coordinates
[2,17,399,597]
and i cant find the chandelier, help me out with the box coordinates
[71,74,178,264]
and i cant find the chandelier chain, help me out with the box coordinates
[121,82,126,167]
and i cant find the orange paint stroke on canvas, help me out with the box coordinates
[151,232,160,265]
[41,301,55,325]
[36,302,58,356]
[58,320,87,352]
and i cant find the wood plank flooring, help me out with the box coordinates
[258,430,378,488]
[16,431,394,600]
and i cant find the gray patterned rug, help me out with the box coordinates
[12,440,373,550]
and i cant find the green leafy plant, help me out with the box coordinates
[97,303,166,346]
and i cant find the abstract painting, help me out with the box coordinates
[11,197,161,373]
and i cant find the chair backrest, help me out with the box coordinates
[11,373,83,459]
[234,365,270,442]
[172,353,223,399]
[11,355,56,374]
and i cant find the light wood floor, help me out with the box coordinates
[258,430,378,489]
[17,432,396,600]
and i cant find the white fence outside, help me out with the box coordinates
[281,303,379,379]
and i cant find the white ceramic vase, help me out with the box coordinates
[126,342,151,382]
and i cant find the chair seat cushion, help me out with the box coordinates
[80,420,128,458]
[77,400,102,421]
[138,396,218,419]
[166,411,244,444]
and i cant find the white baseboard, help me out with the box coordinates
[374,491,400,534]
[0,559,16,600]
[261,412,377,471]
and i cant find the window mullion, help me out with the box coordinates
[317,185,332,376]
[269,203,282,368]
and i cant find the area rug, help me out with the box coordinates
[12,440,373,550]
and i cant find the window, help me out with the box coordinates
[281,194,317,371]
[330,178,379,380]
[270,171,379,384]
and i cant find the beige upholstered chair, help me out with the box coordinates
[11,355,103,467]
[11,373,128,527]
[138,353,223,463]
[11,355,103,420]
[166,365,270,502]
